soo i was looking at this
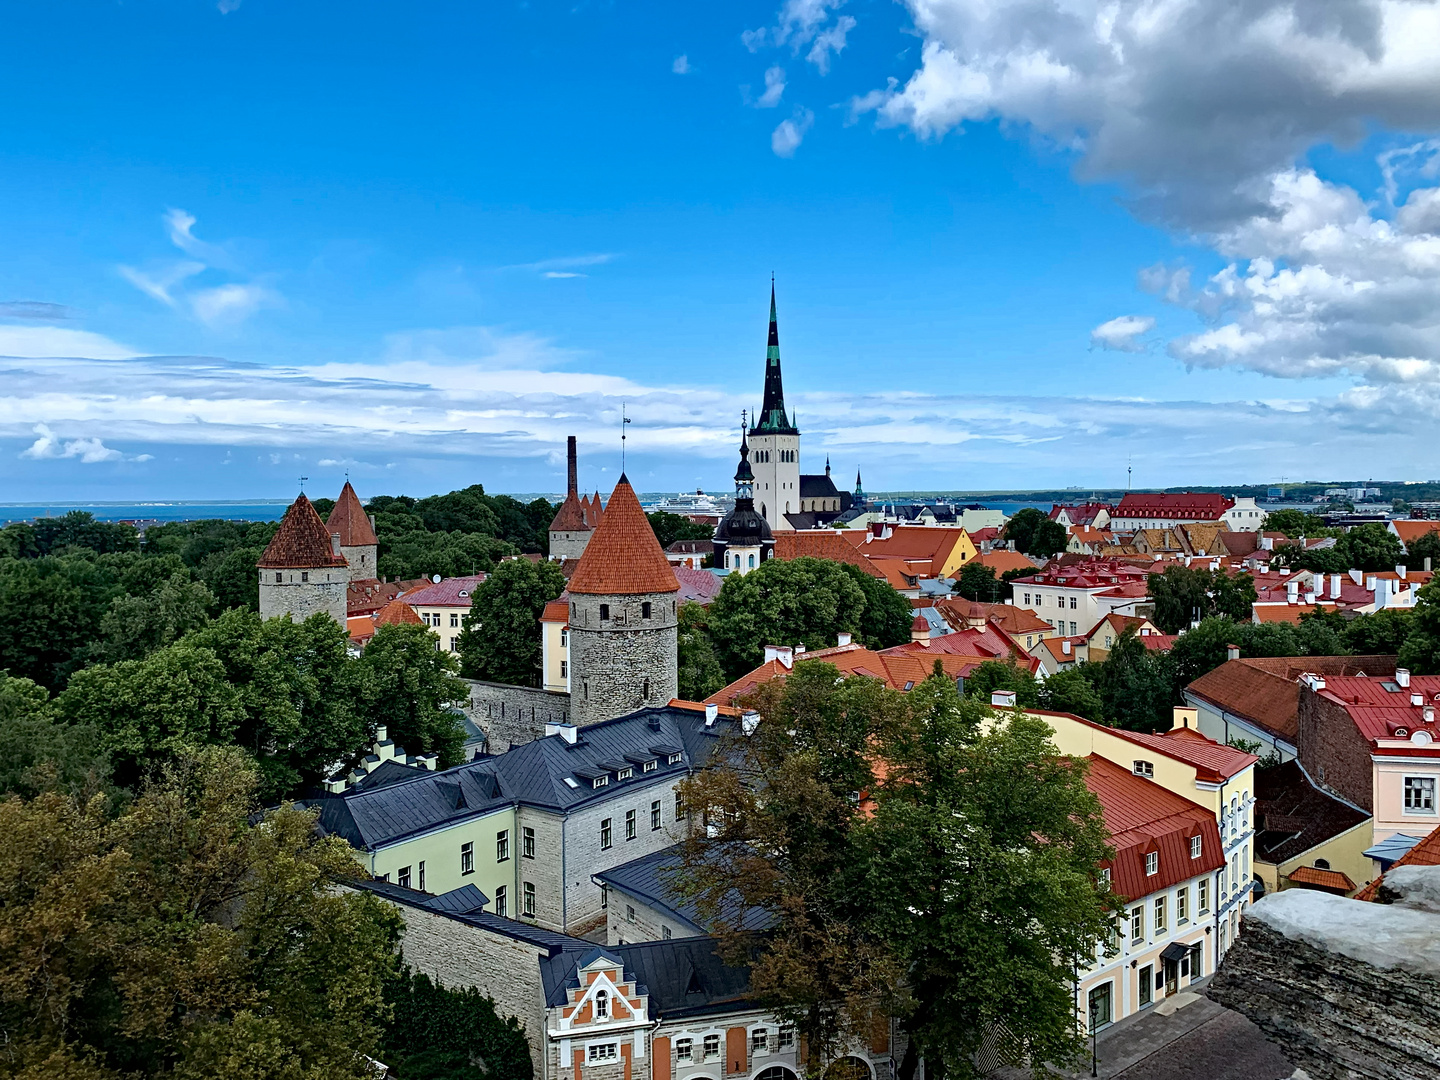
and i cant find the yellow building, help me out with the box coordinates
[1251,760,1375,898]
[541,599,570,693]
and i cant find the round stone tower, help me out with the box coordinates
[257,493,350,627]
[566,475,680,725]
[326,480,379,581]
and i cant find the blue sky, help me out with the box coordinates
[4,0,1440,501]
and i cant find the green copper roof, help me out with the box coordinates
[750,280,798,436]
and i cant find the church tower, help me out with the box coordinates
[748,281,800,532]
[713,426,774,574]
[566,475,680,725]
[257,494,350,627]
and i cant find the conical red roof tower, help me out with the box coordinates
[326,481,379,547]
[568,476,678,595]
[259,494,349,569]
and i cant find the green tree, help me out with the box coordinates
[1263,509,1333,538]
[54,643,244,787]
[962,659,1040,708]
[1148,566,1255,634]
[841,562,913,649]
[1039,666,1104,722]
[1086,629,1175,730]
[1003,509,1067,558]
[1399,579,1440,675]
[1272,543,1349,574]
[456,558,566,687]
[0,746,402,1079]
[1001,508,1046,554]
[0,671,110,799]
[1338,522,1405,572]
[1338,607,1414,655]
[28,511,139,555]
[0,555,125,689]
[647,511,715,549]
[185,609,366,799]
[869,671,1115,1078]
[706,557,868,678]
[199,546,265,611]
[356,623,471,767]
[954,561,1001,602]
[1404,529,1440,571]
[378,530,514,581]
[91,572,216,664]
[381,968,533,1080]
[677,602,726,701]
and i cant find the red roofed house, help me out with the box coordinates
[1077,755,1225,1029]
[1388,518,1440,554]
[1050,502,1112,529]
[540,598,571,693]
[1355,819,1440,901]
[326,480,380,582]
[1109,493,1235,532]
[348,596,426,651]
[1010,559,1156,637]
[401,573,488,654]
[257,493,350,627]
[1299,668,1440,844]
[705,640,998,705]
[566,476,680,725]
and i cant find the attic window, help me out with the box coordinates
[1190,836,1202,859]
[668,752,682,765]
[592,776,609,789]
[1133,760,1155,779]
[643,760,657,773]
[618,767,633,780]
[1145,852,1158,876]
[904,681,914,691]
[1395,728,1409,738]
[563,777,579,789]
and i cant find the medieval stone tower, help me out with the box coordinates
[548,436,603,562]
[326,480,379,582]
[565,475,679,725]
[748,280,800,532]
[257,493,350,627]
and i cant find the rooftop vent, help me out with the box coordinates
[1397,668,1412,689]
[704,702,718,725]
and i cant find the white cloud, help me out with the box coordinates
[853,0,1440,228]
[746,0,855,71]
[163,207,234,268]
[544,271,584,279]
[756,66,786,108]
[119,261,205,306]
[0,325,139,360]
[1091,315,1154,353]
[508,253,617,274]
[772,108,814,157]
[191,282,281,325]
[217,0,242,12]
[20,424,123,463]
[806,15,854,74]
[672,54,691,75]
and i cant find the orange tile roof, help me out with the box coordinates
[1392,519,1440,546]
[705,644,990,705]
[971,550,1036,576]
[1188,655,1397,742]
[771,532,886,578]
[853,525,969,562]
[549,491,591,531]
[258,494,350,569]
[347,615,377,643]
[1355,827,1440,901]
[375,597,424,626]
[1252,602,1337,624]
[1084,755,1224,902]
[1286,865,1356,891]
[326,481,379,547]
[540,599,570,623]
[666,698,743,717]
[567,476,679,596]
[987,604,1052,636]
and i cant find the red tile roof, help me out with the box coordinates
[673,565,723,604]
[1114,493,1234,519]
[1084,755,1224,903]
[705,644,991,705]
[347,615,378,645]
[1313,674,1440,753]
[375,597,424,626]
[771,532,887,578]
[549,491,590,532]
[346,577,428,617]
[1392,519,1440,546]
[1187,655,1396,742]
[1120,726,1257,783]
[1355,826,1440,901]
[326,481,378,547]
[540,599,570,623]
[567,477,679,596]
[400,573,487,608]
[971,550,1036,576]
[1285,865,1356,892]
[258,494,349,569]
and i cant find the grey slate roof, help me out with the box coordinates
[593,844,775,936]
[303,705,740,851]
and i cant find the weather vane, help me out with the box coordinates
[299,475,308,493]
[621,403,632,471]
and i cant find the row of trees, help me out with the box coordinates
[677,664,1115,1080]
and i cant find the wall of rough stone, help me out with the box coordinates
[1208,869,1440,1080]
[568,591,678,727]
[550,530,592,562]
[340,543,378,581]
[258,569,348,626]
[341,889,548,1074]
[1298,686,1377,811]
[515,806,566,932]
[463,680,572,752]
[605,888,700,945]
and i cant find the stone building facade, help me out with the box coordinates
[550,436,604,562]
[325,480,379,581]
[256,493,350,627]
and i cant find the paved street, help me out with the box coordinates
[994,979,1295,1080]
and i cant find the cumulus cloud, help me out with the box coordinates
[1091,315,1154,353]
[806,15,854,74]
[853,0,1440,228]
[772,108,814,157]
[746,0,855,72]
[672,54,691,74]
[755,65,786,108]
[20,424,123,464]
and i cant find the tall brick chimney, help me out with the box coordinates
[567,435,578,498]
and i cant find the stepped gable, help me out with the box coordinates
[326,481,379,546]
[567,476,679,596]
[259,494,349,569]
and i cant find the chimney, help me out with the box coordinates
[1427,557,1433,572]
[545,722,579,744]
[990,689,1017,709]
[1425,705,1435,724]
[331,532,342,556]
[764,644,795,669]
[741,710,761,736]
[1302,673,1325,692]
[1396,564,1407,580]
[1227,644,1240,661]
[1304,589,1317,605]
[837,631,853,647]
[375,726,387,743]
[566,435,578,497]
[954,675,965,697]
[369,513,377,531]
[1173,706,1198,730]
[1286,580,1299,603]
[704,702,718,724]
[1411,692,1424,707]
[1260,535,1273,551]
[1330,573,1342,598]
[1397,668,1411,689]
[1366,574,1377,591]
[1062,639,1071,655]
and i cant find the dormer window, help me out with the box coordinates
[592,776,609,789]
[1190,835,1202,859]
[1395,728,1409,738]
[1133,760,1154,778]
[618,767,633,781]
[1145,851,1158,875]
[594,989,608,1019]
[668,752,682,765]
[642,759,657,773]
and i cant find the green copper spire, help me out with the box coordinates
[751,278,798,436]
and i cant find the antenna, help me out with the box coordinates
[621,403,632,471]
[1127,457,1132,491]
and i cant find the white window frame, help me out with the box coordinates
[1145,851,1158,876]
[1190,835,1202,859]
[587,1042,618,1063]
[1403,775,1437,814]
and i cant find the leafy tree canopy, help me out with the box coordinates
[0,671,111,800]
[677,602,727,702]
[1399,579,1440,676]
[456,558,566,688]
[382,968,533,1080]
[840,562,914,650]
[355,623,471,767]
[1147,565,1256,635]
[1405,529,1440,571]
[954,561,1002,602]
[1038,665,1105,722]
[1262,509,1335,538]
[1002,508,1068,559]
[647,511,715,549]
[962,659,1040,708]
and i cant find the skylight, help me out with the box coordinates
[562,777,579,789]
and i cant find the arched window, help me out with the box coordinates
[1314,858,1330,870]
[594,989,608,1018]
[756,1069,799,1080]
[748,553,756,568]
[823,1058,872,1080]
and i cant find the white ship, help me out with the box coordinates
[650,490,729,516]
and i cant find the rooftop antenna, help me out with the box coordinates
[621,403,632,472]
[1126,457,1132,491]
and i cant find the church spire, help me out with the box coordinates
[751,278,798,435]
